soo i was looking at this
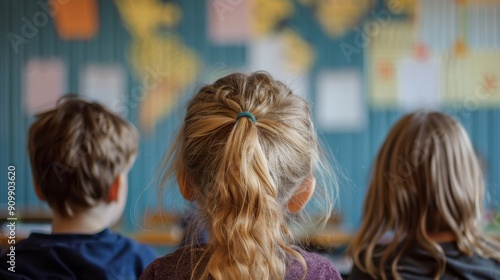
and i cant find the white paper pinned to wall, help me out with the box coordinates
[316,70,365,132]
[24,58,66,115]
[80,64,126,114]
[397,58,441,111]
[247,36,309,100]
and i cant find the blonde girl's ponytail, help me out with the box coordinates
[200,109,292,279]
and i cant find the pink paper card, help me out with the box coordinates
[24,59,66,115]
[208,0,250,44]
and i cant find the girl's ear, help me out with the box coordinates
[177,168,195,201]
[288,176,316,213]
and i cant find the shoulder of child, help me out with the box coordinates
[140,246,199,280]
[293,248,343,280]
[113,231,158,262]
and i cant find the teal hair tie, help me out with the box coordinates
[235,111,256,124]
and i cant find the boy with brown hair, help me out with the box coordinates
[0,96,156,279]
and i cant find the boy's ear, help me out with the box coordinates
[177,169,195,201]
[33,179,46,201]
[288,176,316,213]
[107,175,121,202]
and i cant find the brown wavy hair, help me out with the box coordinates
[349,111,500,280]
[159,72,334,279]
[28,96,138,217]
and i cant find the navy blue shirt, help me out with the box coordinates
[0,229,157,280]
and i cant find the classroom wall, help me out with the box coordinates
[1,0,499,232]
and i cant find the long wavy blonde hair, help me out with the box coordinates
[160,72,333,279]
[349,111,500,280]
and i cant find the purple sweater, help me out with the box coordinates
[140,245,342,280]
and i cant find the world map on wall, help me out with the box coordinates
[115,0,500,131]
[115,0,200,132]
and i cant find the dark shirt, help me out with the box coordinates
[140,245,342,280]
[350,242,500,280]
[0,229,157,280]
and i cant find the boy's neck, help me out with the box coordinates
[51,203,116,234]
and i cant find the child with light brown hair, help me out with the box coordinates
[349,111,500,279]
[0,97,156,279]
[140,72,342,280]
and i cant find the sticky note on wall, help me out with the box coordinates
[444,52,500,107]
[51,0,99,40]
[316,70,365,132]
[24,58,66,115]
[397,58,442,111]
[208,0,250,44]
[80,64,126,115]
[247,34,311,99]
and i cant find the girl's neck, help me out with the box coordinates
[428,231,456,243]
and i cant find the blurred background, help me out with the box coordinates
[1,0,499,270]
